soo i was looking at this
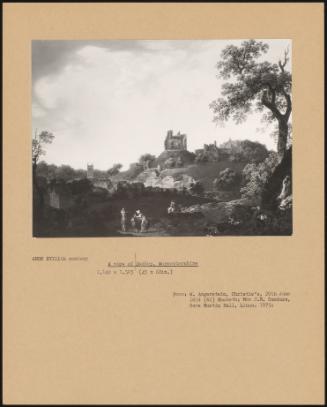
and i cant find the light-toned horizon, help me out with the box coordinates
[32,39,291,170]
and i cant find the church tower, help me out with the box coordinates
[87,164,94,179]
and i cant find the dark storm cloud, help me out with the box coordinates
[32,40,148,83]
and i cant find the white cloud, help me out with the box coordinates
[32,39,291,170]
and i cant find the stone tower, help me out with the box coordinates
[87,164,94,179]
[164,130,187,151]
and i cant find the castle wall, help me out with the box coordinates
[164,130,187,151]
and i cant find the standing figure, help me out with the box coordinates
[140,215,148,233]
[131,210,143,231]
[120,208,127,232]
[167,201,176,215]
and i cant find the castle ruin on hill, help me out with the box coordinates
[164,130,187,151]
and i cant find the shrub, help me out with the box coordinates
[240,152,279,203]
[125,162,144,179]
[164,157,175,168]
[220,139,269,163]
[194,152,209,163]
[189,181,204,195]
[215,168,240,190]
[176,157,184,167]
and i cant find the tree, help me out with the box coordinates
[164,157,175,169]
[32,130,54,235]
[189,181,204,195]
[125,162,144,179]
[194,151,209,164]
[69,178,93,195]
[35,161,50,178]
[32,130,54,179]
[107,163,123,176]
[241,152,279,203]
[210,40,292,159]
[215,168,240,190]
[220,139,268,163]
[139,153,156,170]
[176,157,184,167]
[55,165,76,181]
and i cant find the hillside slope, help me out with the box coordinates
[155,150,195,168]
[160,161,246,191]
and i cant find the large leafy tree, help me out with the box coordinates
[139,153,156,169]
[107,163,123,176]
[210,40,292,159]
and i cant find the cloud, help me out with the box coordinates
[32,39,291,170]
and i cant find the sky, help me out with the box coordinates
[32,39,291,170]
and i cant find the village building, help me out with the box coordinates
[195,139,234,161]
[87,164,94,179]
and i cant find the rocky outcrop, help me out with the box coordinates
[262,147,292,210]
[155,150,195,169]
[136,169,196,190]
[180,198,252,223]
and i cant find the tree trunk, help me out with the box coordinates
[32,161,45,235]
[32,162,37,185]
[277,118,289,159]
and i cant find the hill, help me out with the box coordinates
[159,161,246,191]
[155,150,195,168]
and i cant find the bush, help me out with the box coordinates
[139,154,156,168]
[215,168,240,190]
[240,140,268,163]
[220,139,269,163]
[69,178,93,195]
[176,157,183,167]
[189,181,204,195]
[164,157,175,168]
[194,152,209,163]
[240,152,279,203]
[228,153,243,162]
[125,162,144,179]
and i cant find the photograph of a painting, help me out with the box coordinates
[32,39,292,237]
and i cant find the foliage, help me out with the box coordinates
[107,163,123,176]
[36,161,87,181]
[214,168,240,190]
[164,157,176,168]
[125,162,144,179]
[93,169,107,178]
[32,130,55,166]
[68,179,93,195]
[240,152,279,202]
[194,151,209,163]
[36,161,56,179]
[205,204,292,236]
[189,181,204,195]
[220,139,268,163]
[139,154,156,167]
[176,157,184,167]
[56,165,76,180]
[210,40,292,157]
